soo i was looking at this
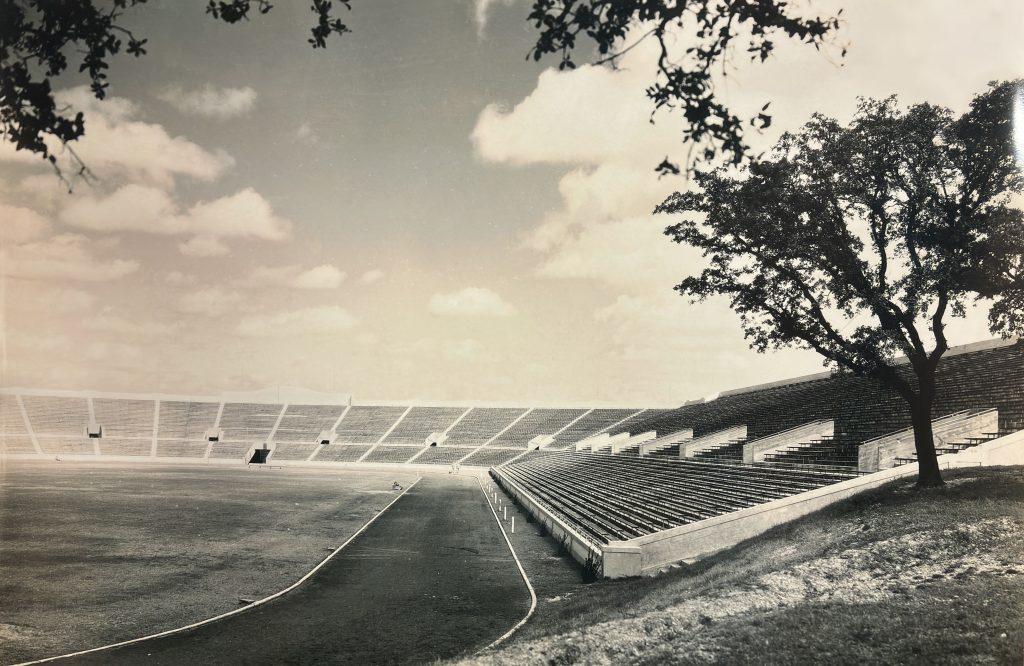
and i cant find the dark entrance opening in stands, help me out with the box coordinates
[249,448,270,464]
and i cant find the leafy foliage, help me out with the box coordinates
[0,0,351,184]
[657,80,1024,485]
[527,0,843,171]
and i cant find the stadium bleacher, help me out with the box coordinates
[497,451,858,545]
[489,408,588,447]
[156,440,210,458]
[270,442,320,461]
[157,401,220,441]
[334,406,408,443]
[93,398,155,438]
[551,408,642,448]
[21,395,90,435]
[208,442,255,459]
[381,406,466,444]
[313,444,374,462]
[0,395,34,454]
[274,404,346,442]
[36,437,95,455]
[363,445,421,463]
[443,408,526,446]
[98,438,152,457]
[219,403,283,442]
[413,446,477,465]
[461,447,524,467]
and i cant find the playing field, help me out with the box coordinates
[0,461,419,663]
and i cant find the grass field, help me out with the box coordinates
[469,466,1024,665]
[0,460,418,664]
[68,475,532,664]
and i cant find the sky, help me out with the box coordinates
[1,0,1023,406]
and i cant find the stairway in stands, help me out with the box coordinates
[690,438,747,462]
[893,427,1015,466]
[762,434,859,472]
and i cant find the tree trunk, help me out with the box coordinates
[908,391,944,488]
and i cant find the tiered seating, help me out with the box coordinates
[552,409,640,446]
[156,440,210,457]
[334,406,407,443]
[762,434,858,470]
[314,444,373,462]
[37,438,95,455]
[22,395,90,435]
[208,442,254,459]
[274,404,345,442]
[98,439,151,456]
[413,446,475,465]
[691,438,747,462]
[444,408,526,446]
[219,403,282,442]
[270,442,320,460]
[157,401,220,441]
[498,452,857,544]
[489,408,587,448]
[606,409,671,437]
[93,398,154,438]
[363,446,420,463]
[462,447,523,467]
[0,395,34,453]
[381,407,466,444]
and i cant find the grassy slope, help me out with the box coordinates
[0,461,417,664]
[470,466,1024,665]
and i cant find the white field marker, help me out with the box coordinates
[511,517,515,534]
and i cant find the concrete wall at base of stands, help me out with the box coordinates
[743,420,833,463]
[604,432,1024,577]
[857,409,998,472]
[491,467,602,571]
[681,425,747,457]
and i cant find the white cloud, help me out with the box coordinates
[179,235,231,257]
[176,286,242,317]
[429,287,517,317]
[158,84,257,119]
[4,283,96,314]
[0,203,51,244]
[238,263,346,290]
[361,269,385,284]
[60,184,292,244]
[472,0,516,37]
[1,234,139,282]
[164,271,197,286]
[235,306,357,337]
[0,87,234,186]
[293,264,345,289]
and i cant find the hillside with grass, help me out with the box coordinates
[469,466,1024,665]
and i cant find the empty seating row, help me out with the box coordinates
[21,396,89,435]
[489,408,587,447]
[498,451,856,545]
[443,408,525,445]
[413,446,475,465]
[219,403,282,441]
[461,447,523,467]
[313,444,373,462]
[382,406,465,444]
[553,408,641,444]
[363,445,421,463]
[274,404,345,442]
[158,401,219,440]
[334,406,407,443]
[93,399,155,438]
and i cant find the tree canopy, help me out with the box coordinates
[528,0,843,172]
[656,80,1024,486]
[0,0,351,183]
[2,0,842,185]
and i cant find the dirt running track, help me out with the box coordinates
[62,475,531,665]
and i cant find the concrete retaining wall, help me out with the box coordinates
[639,428,693,456]
[857,409,997,472]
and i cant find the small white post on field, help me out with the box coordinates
[503,506,507,519]
[511,516,515,533]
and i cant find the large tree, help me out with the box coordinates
[656,80,1024,487]
[2,0,841,185]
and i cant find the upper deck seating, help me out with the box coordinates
[274,404,345,442]
[98,438,151,456]
[313,444,374,462]
[93,398,155,438]
[381,407,466,444]
[21,395,89,436]
[219,403,283,442]
[0,395,34,453]
[270,442,320,460]
[552,409,640,446]
[413,446,475,465]
[334,406,408,444]
[443,408,526,446]
[489,408,588,448]
[363,445,421,463]
[157,401,220,441]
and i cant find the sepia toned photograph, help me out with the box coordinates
[1,1,1023,664]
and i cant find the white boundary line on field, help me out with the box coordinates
[474,474,538,653]
[15,476,423,666]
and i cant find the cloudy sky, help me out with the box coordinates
[1,0,1022,405]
